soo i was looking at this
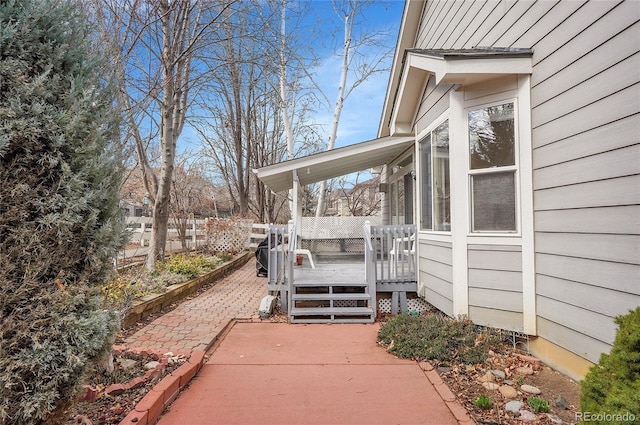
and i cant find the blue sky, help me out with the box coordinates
[300,0,406,148]
[178,1,406,155]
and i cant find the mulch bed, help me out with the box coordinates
[66,349,185,425]
[435,347,581,424]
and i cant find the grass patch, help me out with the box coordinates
[473,395,493,410]
[377,312,500,365]
[528,397,550,413]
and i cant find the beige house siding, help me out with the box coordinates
[468,245,524,332]
[412,0,640,365]
[418,239,453,316]
[415,75,453,134]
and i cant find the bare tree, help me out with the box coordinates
[314,0,394,217]
[195,2,264,219]
[335,174,381,216]
[170,155,217,249]
[196,0,318,223]
[93,0,233,269]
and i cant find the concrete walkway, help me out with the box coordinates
[158,322,464,425]
[121,259,470,425]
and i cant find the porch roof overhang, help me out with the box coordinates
[388,47,533,135]
[404,48,533,85]
[254,135,414,193]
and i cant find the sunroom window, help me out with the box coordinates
[419,120,450,231]
[468,102,517,232]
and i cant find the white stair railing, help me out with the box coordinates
[286,220,296,315]
[363,221,377,316]
[267,224,288,310]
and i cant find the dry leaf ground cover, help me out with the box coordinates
[66,349,185,425]
[378,312,581,425]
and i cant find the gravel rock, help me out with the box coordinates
[516,366,534,375]
[482,382,500,390]
[143,361,160,370]
[479,371,495,383]
[547,413,564,424]
[498,385,518,398]
[555,395,569,410]
[505,400,524,413]
[118,358,138,370]
[520,384,541,394]
[491,369,506,380]
[519,409,538,421]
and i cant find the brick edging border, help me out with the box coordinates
[117,349,207,425]
[419,361,474,424]
[121,251,253,329]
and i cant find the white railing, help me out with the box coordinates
[125,217,207,247]
[265,224,289,310]
[250,223,270,248]
[286,220,296,313]
[363,221,377,312]
[369,224,417,287]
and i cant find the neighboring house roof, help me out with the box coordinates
[254,135,413,193]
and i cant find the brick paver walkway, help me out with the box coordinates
[122,259,265,355]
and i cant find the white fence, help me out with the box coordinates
[125,217,269,251]
[125,217,207,247]
[125,216,381,253]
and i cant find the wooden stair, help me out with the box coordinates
[289,281,375,323]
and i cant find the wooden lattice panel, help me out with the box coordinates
[204,218,253,254]
[300,216,381,239]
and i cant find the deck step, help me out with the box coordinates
[292,281,369,288]
[290,307,374,316]
[292,293,370,301]
[290,306,375,324]
[290,317,375,324]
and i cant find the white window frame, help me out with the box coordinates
[417,113,451,233]
[388,150,414,225]
[466,99,520,235]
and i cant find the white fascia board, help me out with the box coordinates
[407,52,532,85]
[390,60,430,136]
[256,136,414,192]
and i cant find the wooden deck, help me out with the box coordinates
[266,223,418,321]
[293,262,366,283]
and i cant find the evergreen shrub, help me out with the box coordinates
[378,313,498,364]
[579,307,640,425]
[0,0,127,423]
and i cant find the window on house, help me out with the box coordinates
[468,102,517,232]
[420,120,450,231]
[390,182,396,223]
[403,172,414,225]
[397,177,405,224]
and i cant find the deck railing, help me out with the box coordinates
[267,221,417,313]
[267,224,288,304]
[363,222,377,310]
[286,221,296,312]
[368,224,417,290]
